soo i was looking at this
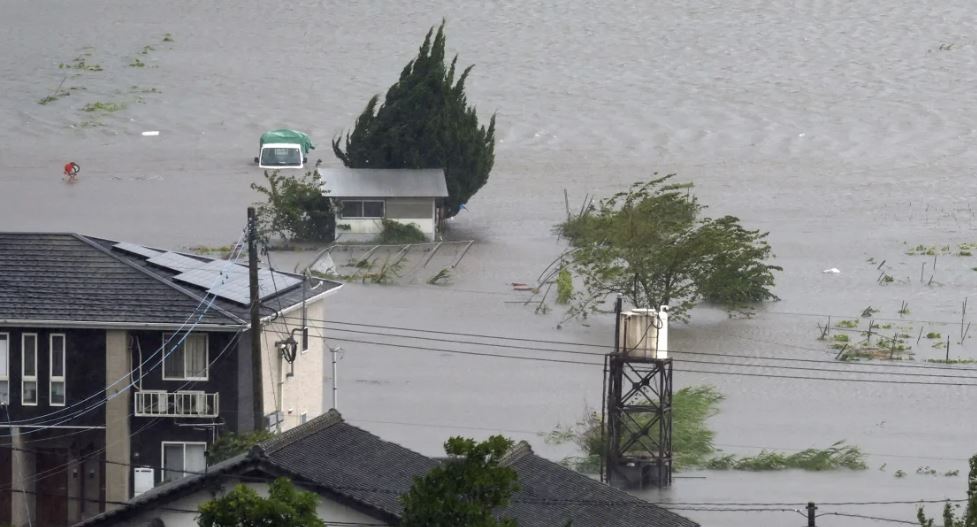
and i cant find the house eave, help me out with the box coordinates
[258,283,343,324]
[0,319,244,331]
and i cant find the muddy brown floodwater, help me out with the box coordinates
[4,2,977,524]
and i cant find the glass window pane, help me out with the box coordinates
[23,335,36,377]
[363,201,384,218]
[185,444,206,475]
[0,381,8,404]
[341,201,363,218]
[0,335,7,378]
[23,381,37,404]
[163,335,185,379]
[163,444,184,481]
[51,381,65,405]
[51,335,65,377]
[186,335,207,378]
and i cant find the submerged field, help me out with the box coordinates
[4,1,977,524]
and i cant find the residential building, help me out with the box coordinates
[319,167,449,241]
[76,410,700,527]
[0,232,341,527]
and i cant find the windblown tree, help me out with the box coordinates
[557,175,780,320]
[400,436,520,527]
[333,21,496,217]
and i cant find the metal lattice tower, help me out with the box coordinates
[602,299,673,489]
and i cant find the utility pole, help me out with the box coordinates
[807,502,817,526]
[329,346,341,410]
[248,207,264,432]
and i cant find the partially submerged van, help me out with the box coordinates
[255,129,314,169]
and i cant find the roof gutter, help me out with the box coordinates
[259,283,344,324]
[0,319,244,331]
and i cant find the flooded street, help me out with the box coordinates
[4,1,977,524]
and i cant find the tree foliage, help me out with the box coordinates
[332,21,496,217]
[197,477,324,527]
[401,435,520,527]
[557,175,780,320]
[917,454,977,527]
[251,170,335,242]
[206,429,275,464]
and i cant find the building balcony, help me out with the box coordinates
[134,391,219,418]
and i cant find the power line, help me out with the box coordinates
[315,318,977,374]
[314,323,977,380]
[816,511,919,524]
[321,335,977,387]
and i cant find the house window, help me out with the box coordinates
[50,334,66,406]
[22,334,38,406]
[300,412,308,425]
[340,200,384,219]
[161,442,207,482]
[0,333,8,404]
[162,333,209,381]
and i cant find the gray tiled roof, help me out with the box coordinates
[73,411,698,527]
[0,232,341,328]
[319,167,448,198]
[502,443,699,527]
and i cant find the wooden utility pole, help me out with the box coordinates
[248,207,264,432]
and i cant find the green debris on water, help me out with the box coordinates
[81,101,126,112]
[705,442,866,471]
[837,319,859,329]
[162,33,174,42]
[129,57,146,68]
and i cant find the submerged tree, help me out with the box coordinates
[197,477,324,527]
[557,175,780,320]
[400,435,519,527]
[332,21,496,217]
[251,170,335,242]
[917,454,977,527]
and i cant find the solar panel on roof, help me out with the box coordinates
[113,242,163,259]
[172,259,303,305]
[146,252,208,273]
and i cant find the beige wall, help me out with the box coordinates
[124,479,388,527]
[104,330,131,507]
[335,197,437,238]
[260,298,328,432]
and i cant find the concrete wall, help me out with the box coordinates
[260,298,328,432]
[123,479,389,527]
[104,330,130,508]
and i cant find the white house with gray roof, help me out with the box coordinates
[318,167,449,241]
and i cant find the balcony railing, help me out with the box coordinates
[134,391,219,418]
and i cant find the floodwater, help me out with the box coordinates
[4,1,977,524]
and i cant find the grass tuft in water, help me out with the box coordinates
[81,101,126,113]
[705,441,866,471]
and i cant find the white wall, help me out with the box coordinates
[260,296,328,432]
[125,479,389,527]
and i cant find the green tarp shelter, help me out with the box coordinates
[260,129,315,154]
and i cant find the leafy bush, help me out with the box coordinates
[556,267,573,304]
[251,170,335,241]
[376,219,427,244]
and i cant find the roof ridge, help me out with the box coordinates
[261,408,345,453]
[71,233,247,325]
[500,440,534,465]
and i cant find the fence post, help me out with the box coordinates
[807,502,817,527]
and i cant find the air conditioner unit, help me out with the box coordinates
[133,467,155,497]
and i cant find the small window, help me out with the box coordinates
[363,201,384,218]
[161,442,207,482]
[22,334,38,406]
[340,200,384,219]
[162,333,209,381]
[0,333,8,404]
[50,334,66,406]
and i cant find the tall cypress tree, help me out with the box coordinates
[332,21,496,217]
